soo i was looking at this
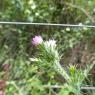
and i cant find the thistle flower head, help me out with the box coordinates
[69,65,76,74]
[32,35,43,46]
[44,39,56,49]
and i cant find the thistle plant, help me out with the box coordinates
[30,35,95,95]
[30,35,70,81]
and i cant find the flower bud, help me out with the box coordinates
[32,36,43,46]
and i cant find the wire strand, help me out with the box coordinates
[44,85,95,90]
[0,21,95,28]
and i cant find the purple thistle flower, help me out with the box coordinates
[32,35,43,46]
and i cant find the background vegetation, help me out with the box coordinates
[0,0,95,95]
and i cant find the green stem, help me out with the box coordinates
[54,61,70,82]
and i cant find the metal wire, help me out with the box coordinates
[44,85,95,90]
[81,87,95,90]
[0,21,95,28]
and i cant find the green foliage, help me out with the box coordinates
[0,0,95,95]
